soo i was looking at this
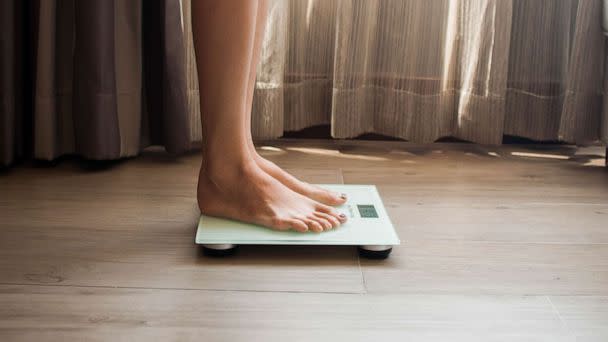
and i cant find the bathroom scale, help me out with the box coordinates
[195,185,400,259]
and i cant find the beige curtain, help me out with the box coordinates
[242,0,607,144]
[1,0,607,166]
[0,0,197,166]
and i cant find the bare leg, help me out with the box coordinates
[243,2,347,206]
[192,0,345,232]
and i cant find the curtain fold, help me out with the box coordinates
[33,0,142,160]
[255,0,606,145]
[142,0,194,154]
[72,0,122,158]
[0,0,25,165]
[1,0,606,167]
[557,0,605,142]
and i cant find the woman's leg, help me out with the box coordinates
[192,0,345,232]
[243,1,347,206]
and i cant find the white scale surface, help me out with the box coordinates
[195,185,400,246]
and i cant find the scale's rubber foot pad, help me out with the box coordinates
[202,246,238,257]
[358,247,392,260]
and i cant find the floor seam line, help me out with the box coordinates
[403,240,608,246]
[547,296,577,341]
[0,282,364,295]
[356,253,368,294]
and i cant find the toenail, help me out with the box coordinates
[340,193,347,199]
[339,213,346,218]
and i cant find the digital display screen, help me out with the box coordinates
[357,204,378,218]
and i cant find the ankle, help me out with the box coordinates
[200,158,258,186]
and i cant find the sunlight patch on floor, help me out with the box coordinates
[583,158,605,167]
[257,146,287,156]
[286,147,389,161]
[511,152,569,160]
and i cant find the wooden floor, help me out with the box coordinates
[0,140,607,341]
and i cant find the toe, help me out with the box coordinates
[314,212,340,228]
[316,203,348,223]
[316,203,335,214]
[310,215,332,230]
[304,219,324,233]
[289,219,309,233]
[270,216,293,231]
[271,216,309,232]
[312,188,347,206]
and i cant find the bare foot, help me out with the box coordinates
[252,153,347,206]
[197,162,347,232]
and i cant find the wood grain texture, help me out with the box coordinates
[360,241,608,295]
[0,161,362,293]
[0,140,606,340]
[550,296,608,342]
[0,285,572,342]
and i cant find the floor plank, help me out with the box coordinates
[0,285,571,342]
[360,240,608,295]
[341,158,608,244]
[0,165,362,293]
[382,199,608,244]
[550,296,608,342]
[1,140,607,340]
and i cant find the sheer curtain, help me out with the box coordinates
[1,0,606,166]
[250,0,606,144]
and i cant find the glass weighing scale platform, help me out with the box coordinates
[195,185,400,259]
